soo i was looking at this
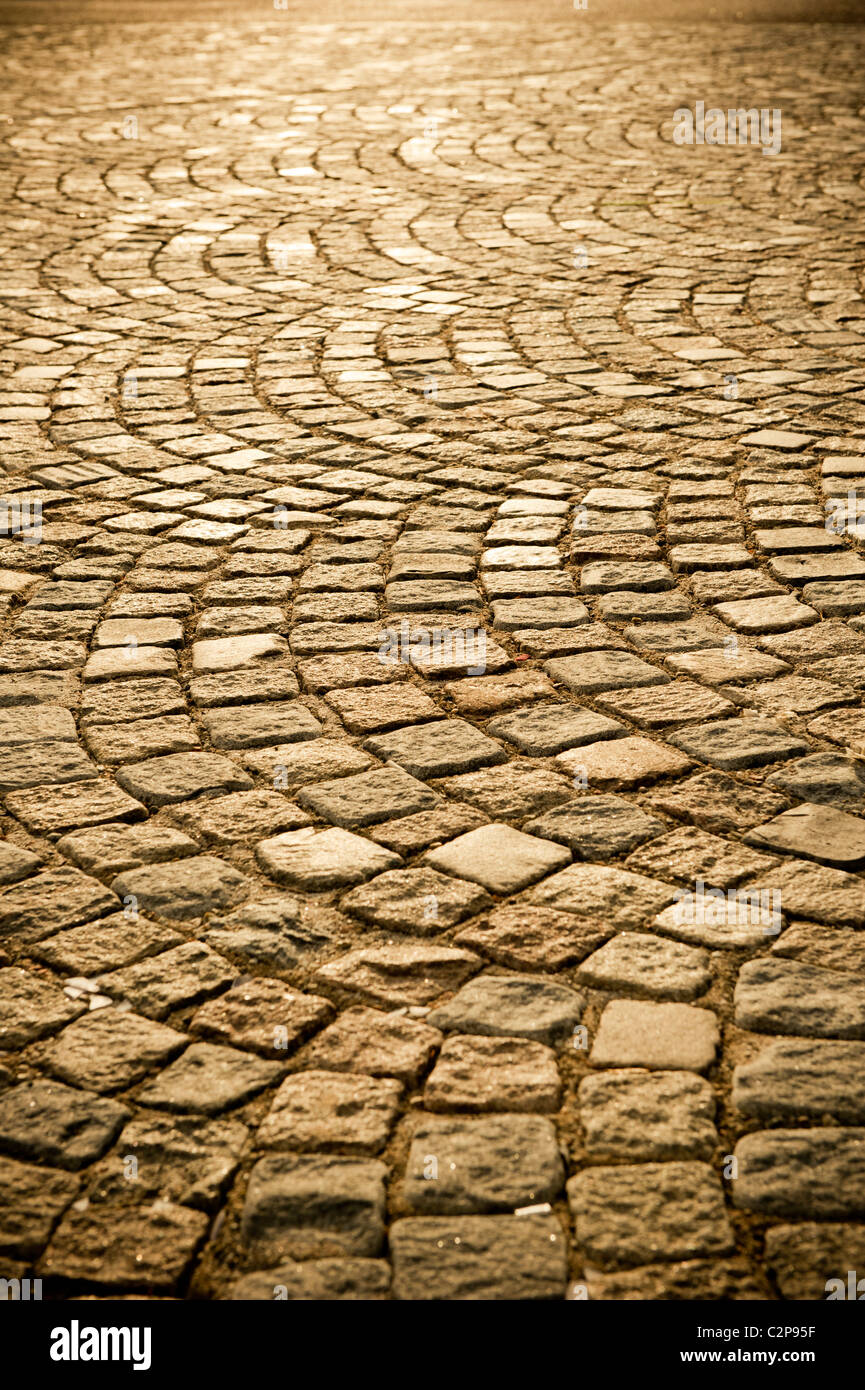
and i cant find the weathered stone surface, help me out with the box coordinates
[424,823,570,894]
[591,1001,720,1072]
[402,1115,564,1213]
[316,944,480,1008]
[733,1039,865,1122]
[568,1162,733,1269]
[0,1155,78,1260]
[257,1071,402,1154]
[579,1070,717,1160]
[231,1258,391,1301]
[242,1154,387,1261]
[765,1223,865,1300]
[190,979,333,1056]
[0,966,85,1047]
[734,957,865,1038]
[424,1034,560,1113]
[341,866,491,934]
[390,1215,567,1300]
[38,1195,208,1291]
[300,1006,442,1084]
[427,973,583,1043]
[0,1079,128,1170]
[577,932,711,1001]
[256,827,401,891]
[136,1042,282,1114]
[734,1129,865,1218]
[41,1008,187,1092]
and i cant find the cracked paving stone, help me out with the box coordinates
[390,1215,566,1301]
[734,957,865,1038]
[0,1155,78,1260]
[0,1079,128,1170]
[31,912,182,977]
[190,978,333,1056]
[341,866,491,934]
[579,1070,717,1161]
[256,827,401,891]
[402,1115,564,1214]
[136,1041,283,1114]
[426,973,583,1044]
[0,967,85,1048]
[568,1162,733,1269]
[41,1008,187,1093]
[110,1111,247,1211]
[256,1071,402,1154]
[230,1259,391,1301]
[733,1130,865,1219]
[111,855,251,922]
[423,1034,560,1114]
[98,941,235,1020]
[454,903,612,972]
[116,751,253,807]
[299,1006,442,1085]
[424,823,571,895]
[576,932,711,1001]
[590,1000,720,1072]
[202,898,335,973]
[297,764,438,829]
[241,1154,387,1262]
[38,1196,208,1292]
[316,944,480,1008]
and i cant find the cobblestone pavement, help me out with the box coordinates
[1,12,865,1302]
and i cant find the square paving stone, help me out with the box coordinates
[190,979,333,1057]
[545,650,669,695]
[166,790,311,846]
[568,1162,733,1269]
[201,702,322,749]
[487,703,624,756]
[527,862,676,926]
[652,887,781,949]
[765,752,865,811]
[136,1041,283,1114]
[111,855,251,922]
[0,1079,128,1170]
[241,1154,387,1262]
[0,841,40,886]
[111,1111,248,1210]
[0,1155,78,1260]
[733,1039,865,1123]
[424,823,571,895]
[0,739,98,792]
[765,1223,865,1300]
[585,1258,759,1301]
[30,912,182,976]
[424,1035,560,1114]
[315,945,480,1009]
[98,941,234,1020]
[368,803,487,857]
[580,561,674,593]
[665,648,790,685]
[0,967,84,1048]
[189,668,300,708]
[37,1196,208,1292]
[230,1258,391,1301]
[733,1129,865,1218]
[454,904,612,972]
[714,595,818,633]
[57,822,198,878]
[324,683,443,734]
[402,1115,564,1214]
[390,1215,567,1300]
[5,780,147,836]
[297,765,438,829]
[256,827,401,892]
[244,739,375,788]
[597,682,736,728]
[0,866,119,944]
[434,763,574,820]
[576,932,711,1001]
[648,769,789,835]
[256,1071,402,1154]
[299,1006,442,1085]
[341,867,491,935]
[191,632,288,673]
[41,1008,187,1092]
[668,717,809,770]
[116,751,253,807]
[745,802,865,868]
[526,796,665,861]
[491,597,589,630]
[364,719,507,779]
[624,825,778,887]
[556,736,692,790]
[578,1070,717,1160]
[426,973,583,1044]
[734,957,865,1038]
[590,1000,720,1072]
[79,678,185,727]
[202,901,335,975]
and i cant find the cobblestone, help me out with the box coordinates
[0,2,863,1304]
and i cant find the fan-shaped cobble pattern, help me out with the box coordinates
[1,15,864,1300]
